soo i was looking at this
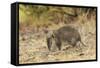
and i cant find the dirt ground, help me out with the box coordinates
[19,18,96,64]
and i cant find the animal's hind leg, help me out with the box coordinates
[76,41,85,56]
[77,40,86,52]
[76,41,83,52]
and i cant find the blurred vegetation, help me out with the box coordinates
[19,4,96,64]
[19,4,96,33]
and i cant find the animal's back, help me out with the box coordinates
[55,26,80,42]
[58,26,77,33]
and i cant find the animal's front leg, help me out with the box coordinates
[56,39,61,50]
[47,38,52,51]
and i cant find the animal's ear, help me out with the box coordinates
[52,34,55,38]
[52,30,56,38]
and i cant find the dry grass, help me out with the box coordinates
[19,14,96,64]
[19,5,96,64]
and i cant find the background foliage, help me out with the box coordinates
[19,4,96,33]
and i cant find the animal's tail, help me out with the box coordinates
[80,40,86,47]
